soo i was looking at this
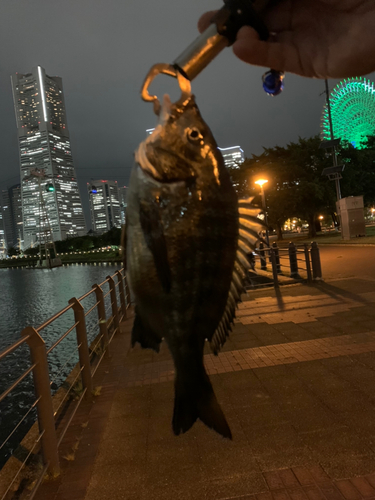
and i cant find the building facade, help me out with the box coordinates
[218,146,245,169]
[118,186,127,225]
[87,180,121,234]
[1,189,14,250]
[11,66,86,249]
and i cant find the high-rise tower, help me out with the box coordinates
[11,66,86,249]
[87,180,121,234]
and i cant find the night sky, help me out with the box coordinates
[1,0,374,224]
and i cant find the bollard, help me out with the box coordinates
[272,242,281,274]
[107,276,120,332]
[68,298,93,399]
[92,284,110,355]
[259,242,267,271]
[270,248,279,287]
[288,242,300,279]
[310,241,323,280]
[116,270,127,319]
[22,327,60,476]
[304,244,313,283]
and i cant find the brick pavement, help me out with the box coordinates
[35,277,375,500]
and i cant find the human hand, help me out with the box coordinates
[198,1,375,79]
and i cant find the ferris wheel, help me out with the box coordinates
[321,77,375,148]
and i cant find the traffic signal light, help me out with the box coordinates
[46,183,55,192]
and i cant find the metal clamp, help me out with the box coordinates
[141,63,192,115]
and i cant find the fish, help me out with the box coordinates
[124,93,262,438]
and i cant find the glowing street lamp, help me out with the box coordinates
[255,179,269,247]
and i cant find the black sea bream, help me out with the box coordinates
[125,94,262,438]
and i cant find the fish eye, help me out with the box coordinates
[187,127,203,142]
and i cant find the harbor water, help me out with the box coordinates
[0,263,122,467]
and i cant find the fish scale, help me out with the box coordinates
[125,94,263,438]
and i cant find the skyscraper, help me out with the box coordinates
[0,189,14,249]
[10,184,23,249]
[118,186,128,225]
[0,210,6,258]
[87,180,121,234]
[218,146,245,169]
[11,66,86,249]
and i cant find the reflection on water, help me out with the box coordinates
[0,263,122,467]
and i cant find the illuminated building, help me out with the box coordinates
[0,210,5,258]
[321,77,375,148]
[87,180,121,234]
[218,146,245,169]
[0,184,23,250]
[11,66,86,249]
[118,186,128,225]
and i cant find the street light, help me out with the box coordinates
[255,178,269,247]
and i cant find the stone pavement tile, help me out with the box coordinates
[85,467,144,500]
[335,479,362,500]
[287,487,310,500]
[302,485,327,500]
[202,473,268,500]
[256,492,273,500]
[300,427,373,462]
[92,436,147,466]
[234,403,288,429]
[198,444,259,479]
[317,484,346,500]
[350,476,375,497]
[263,470,285,489]
[291,467,315,487]
[329,364,375,399]
[279,469,305,488]
[321,455,375,481]
[283,408,343,434]
[351,352,375,370]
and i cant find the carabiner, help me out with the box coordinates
[141,63,192,115]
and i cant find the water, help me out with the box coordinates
[0,263,122,467]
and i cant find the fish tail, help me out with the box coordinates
[172,365,232,439]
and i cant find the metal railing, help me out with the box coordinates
[246,241,322,289]
[0,268,131,500]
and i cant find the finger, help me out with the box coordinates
[233,25,308,76]
[198,10,217,33]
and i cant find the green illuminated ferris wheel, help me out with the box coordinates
[321,77,375,148]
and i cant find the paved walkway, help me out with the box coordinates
[35,277,375,500]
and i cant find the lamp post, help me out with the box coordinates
[255,178,269,247]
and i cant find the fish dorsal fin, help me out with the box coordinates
[210,197,265,355]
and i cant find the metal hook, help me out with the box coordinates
[141,63,192,115]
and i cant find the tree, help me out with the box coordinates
[230,136,337,239]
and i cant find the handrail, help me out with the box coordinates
[0,267,128,500]
[0,334,31,361]
[36,303,74,332]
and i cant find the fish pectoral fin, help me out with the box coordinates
[139,199,171,293]
[131,308,162,353]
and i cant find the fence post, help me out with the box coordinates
[259,242,267,271]
[92,284,110,355]
[310,241,323,280]
[68,298,93,400]
[288,242,300,279]
[22,327,60,476]
[270,248,279,288]
[272,242,281,274]
[124,274,131,307]
[304,244,313,283]
[116,270,127,319]
[107,276,120,333]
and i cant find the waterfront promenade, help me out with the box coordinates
[35,276,375,500]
